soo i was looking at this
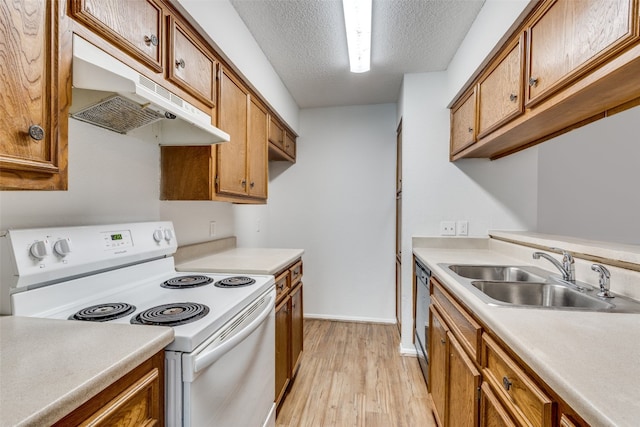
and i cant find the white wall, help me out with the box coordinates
[537,105,640,245]
[266,104,397,323]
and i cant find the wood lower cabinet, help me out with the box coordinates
[69,0,164,72]
[427,272,589,427]
[275,258,304,411]
[429,302,480,427]
[1,0,69,191]
[52,351,164,426]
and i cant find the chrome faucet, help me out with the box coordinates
[532,248,575,282]
[591,264,614,298]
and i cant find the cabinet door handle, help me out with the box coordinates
[529,77,539,87]
[440,338,446,344]
[250,181,255,188]
[175,58,186,69]
[241,179,246,187]
[509,93,518,102]
[144,34,159,47]
[467,127,473,133]
[502,376,512,391]
[29,125,45,141]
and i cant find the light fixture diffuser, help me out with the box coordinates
[343,0,372,73]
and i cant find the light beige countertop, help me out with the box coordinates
[0,316,174,427]
[176,247,304,275]
[413,235,640,427]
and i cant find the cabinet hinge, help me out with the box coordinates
[477,386,481,401]
[215,175,219,190]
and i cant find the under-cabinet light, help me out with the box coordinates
[343,0,372,73]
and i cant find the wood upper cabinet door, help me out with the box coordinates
[477,35,525,138]
[247,96,268,199]
[450,89,477,156]
[269,116,284,149]
[217,67,249,197]
[526,0,638,106]
[283,131,296,160]
[167,17,215,107]
[1,0,68,190]
[70,0,163,72]
[429,306,449,427]
[447,332,481,427]
[290,282,303,377]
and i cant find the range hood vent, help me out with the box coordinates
[71,35,230,145]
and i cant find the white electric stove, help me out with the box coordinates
[0,221,276,427]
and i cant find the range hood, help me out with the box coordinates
[70,35,229,145]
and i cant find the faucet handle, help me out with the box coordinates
[550,247,573,263]
[591,264,613,298]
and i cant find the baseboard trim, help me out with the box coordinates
[304,313,396,325]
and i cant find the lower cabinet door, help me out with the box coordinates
[275,295,290,405]
[429,306,449,426]
[481,382,516,427]
[290,283,303,376]
[447,332,481,426]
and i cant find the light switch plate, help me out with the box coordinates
[457,221,469,236]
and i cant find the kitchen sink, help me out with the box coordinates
[470,281,613,309]
[447,265,545,282]
[438,263,640,313]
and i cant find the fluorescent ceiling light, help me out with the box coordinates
[343,0,372,73]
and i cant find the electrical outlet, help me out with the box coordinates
[440,221,456,236]
[209,221,216,237]
[457,220,469,236]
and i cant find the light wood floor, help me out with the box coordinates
[276,319,436,427]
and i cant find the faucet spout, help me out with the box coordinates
[532,249,575,282]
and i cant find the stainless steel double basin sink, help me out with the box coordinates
[440,264,640,313]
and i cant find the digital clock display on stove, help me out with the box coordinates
[111,233,123,241]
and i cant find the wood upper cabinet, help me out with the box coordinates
[268,116,284,149]
[167,16,216,107]
[247,96,268,199]
[160,68,268,203]
[217,66,267,201]
[450,89,477,157]
[69,0,163,72]
[0,0,69,191]
[283,131,296,160]
[477,35,525,138]
[526,0,638,106]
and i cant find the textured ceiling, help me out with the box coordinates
[230,0,485,108]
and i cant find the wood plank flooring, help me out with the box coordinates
[276,319,436,427]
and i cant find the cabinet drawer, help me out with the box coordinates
[431,278,482,362]
[275,271,290,302]
[289,260,303,286]
[482,333,553,427]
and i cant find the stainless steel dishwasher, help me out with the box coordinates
[414,258,431,387]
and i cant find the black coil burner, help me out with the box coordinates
[214,276,256,288]
[130,302,209,326]
[161,275,214,289]
[70,303,136,322]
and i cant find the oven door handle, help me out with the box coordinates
[193,294,274,374]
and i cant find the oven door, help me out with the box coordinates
[167,287,276,427]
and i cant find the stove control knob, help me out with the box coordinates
[53,238,73,257]
[29,240,50,260]
[164,228,174,242]
[153,229,163,243]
